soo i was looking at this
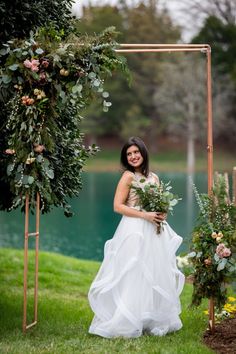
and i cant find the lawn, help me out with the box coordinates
[0,248,213,354]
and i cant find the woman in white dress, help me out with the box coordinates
[88,137,185,338]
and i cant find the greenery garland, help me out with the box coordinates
[189,174,236,309]
[0,26,127,216]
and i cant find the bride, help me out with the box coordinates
[88,136,185,338]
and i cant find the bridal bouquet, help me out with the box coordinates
[131,179,181,233]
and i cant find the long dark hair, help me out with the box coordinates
[120,137,149,177]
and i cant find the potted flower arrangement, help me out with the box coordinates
[189,173,236,309]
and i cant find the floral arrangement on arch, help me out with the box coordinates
[0,26,127,215]
[189,173,236,309]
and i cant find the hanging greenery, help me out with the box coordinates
[189,173,236,309]
[0,26,127,216]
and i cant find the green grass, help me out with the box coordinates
[0,248,214,354]
[85,148,235,173]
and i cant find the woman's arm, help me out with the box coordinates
[113,171,161,223]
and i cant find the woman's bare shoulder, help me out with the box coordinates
[150,172,159,182]
[120,170,135,183]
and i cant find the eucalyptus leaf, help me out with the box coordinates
[28,176,34,184]
[46,169,54,179]
[166,186,172,191]
[0,48,7,56]
[188,251,196,258]
[88,72,96,79]
[8,64,19,71]
[35,48,44,55]
[2,75,11,84]
[13,196,22,207]
[72,84,82,94]
[22,175,30,184]
[229,265,236,272]
[217,258,228,271]
[93,79,100,87]
[7,164,14,176]
[170,199,178,206]
[43,159,50,168]
[20,122,27,131]
[36,155,43,163]
[17,164,23,172]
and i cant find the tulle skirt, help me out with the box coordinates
[88,215,185,338]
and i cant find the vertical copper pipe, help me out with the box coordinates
[233,167,236,205]
[206,47,213,194]
[34,193,40,321]
[209,297,215,332]
[23,194,29,333]
[22,193,40,332]
[206,47,215,332]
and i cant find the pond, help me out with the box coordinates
[0,172,207,261]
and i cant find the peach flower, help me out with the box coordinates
[5,149,15,155]
[33,144,45,153]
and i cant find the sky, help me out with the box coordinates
[71,0,202,42]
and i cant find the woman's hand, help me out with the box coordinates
[142,211,167,224]
[156,212,167,222]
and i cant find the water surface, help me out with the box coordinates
[0,172,207,261]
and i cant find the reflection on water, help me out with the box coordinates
[0,172,207,261]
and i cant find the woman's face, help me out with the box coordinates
[126,145,144,170]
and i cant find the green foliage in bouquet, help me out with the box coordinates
[0,26,127,216]
[131,179,181,233]
[189,174,236,309]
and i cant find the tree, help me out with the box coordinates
[178,1,236,145]
[77,1,181,145]
[182,0,236,26]
[0,0,75,45]
[154,54,233,173]
[193,16,236,82]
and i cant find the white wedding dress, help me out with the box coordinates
[88,172,185,338]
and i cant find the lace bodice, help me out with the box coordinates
[126,172,159,208]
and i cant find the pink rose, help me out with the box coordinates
[31,59,39,66]
[23,59,32,68]
[222,248,231,258]
[23,59,39,72]
[216,243,231,258]
[216,243,226,258]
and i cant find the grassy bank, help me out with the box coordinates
[85,148,235,173]
[0,249,213,354]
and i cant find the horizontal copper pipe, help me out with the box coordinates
[28,232,39,237]
[116,48,209,53]
[26,321,37,330]
[119,43,210,49]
